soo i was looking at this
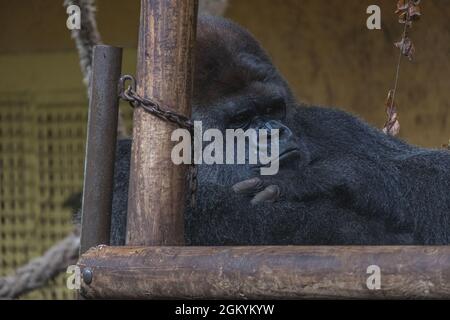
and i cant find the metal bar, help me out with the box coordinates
[126,0,198,246]
[80,45,123,255]
[78,245,450,299]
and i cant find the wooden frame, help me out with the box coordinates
[78,246,450,299]
[78,0,450,299]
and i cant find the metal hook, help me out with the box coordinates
[118,75,136,101]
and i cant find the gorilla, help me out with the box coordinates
[106,15,450,246]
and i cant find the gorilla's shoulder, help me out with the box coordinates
[291,104,415,155]
[291,104,380,138]
[293,104,370,128]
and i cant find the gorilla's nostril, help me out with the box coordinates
[263,120,282,130]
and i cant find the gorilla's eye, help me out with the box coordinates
[264,100,286,119]
[264,106,275,114]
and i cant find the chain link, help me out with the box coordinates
[118,74,197,206]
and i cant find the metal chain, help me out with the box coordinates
[188,163,198,207]
[118,74,197,207]
[118,75,194,130]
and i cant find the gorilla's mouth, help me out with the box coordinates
[278,148,301,170]
[251,148,301,171]
[279,148,301,161]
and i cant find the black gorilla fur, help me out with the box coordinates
[108,16,450,246]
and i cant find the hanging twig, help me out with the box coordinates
[383,0,421,136]
[383,90,401,136]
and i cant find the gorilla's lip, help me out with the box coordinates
[251,148,300,169]
[278,148,301,161]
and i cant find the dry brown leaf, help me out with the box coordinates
[383,90,401,136]
[396,0,421,25]
[394,36,415,61]
[395,0,409,14]
[443,139,450,150]
[408,3,421,21]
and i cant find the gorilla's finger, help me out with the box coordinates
[250,185,280,205]
[232,177,264,194]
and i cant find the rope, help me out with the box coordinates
[63,0,128,138]
[0,229,80,299]
[63,0,101,92]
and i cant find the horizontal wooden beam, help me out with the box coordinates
[77,246,450,299]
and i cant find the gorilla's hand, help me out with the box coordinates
[231,170,304,204]
[232,177,280,204]
[231,159,346,205]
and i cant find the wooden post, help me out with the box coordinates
[126,0,198,245]
[78,246,450,299]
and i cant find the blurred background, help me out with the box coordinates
[0,0,449,298]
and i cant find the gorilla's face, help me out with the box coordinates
[192,16,305,185]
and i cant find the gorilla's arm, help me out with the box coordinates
[233,106,450,243]
[295,107,450,244]
[110,139,414,245]
[186,181,414,245]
